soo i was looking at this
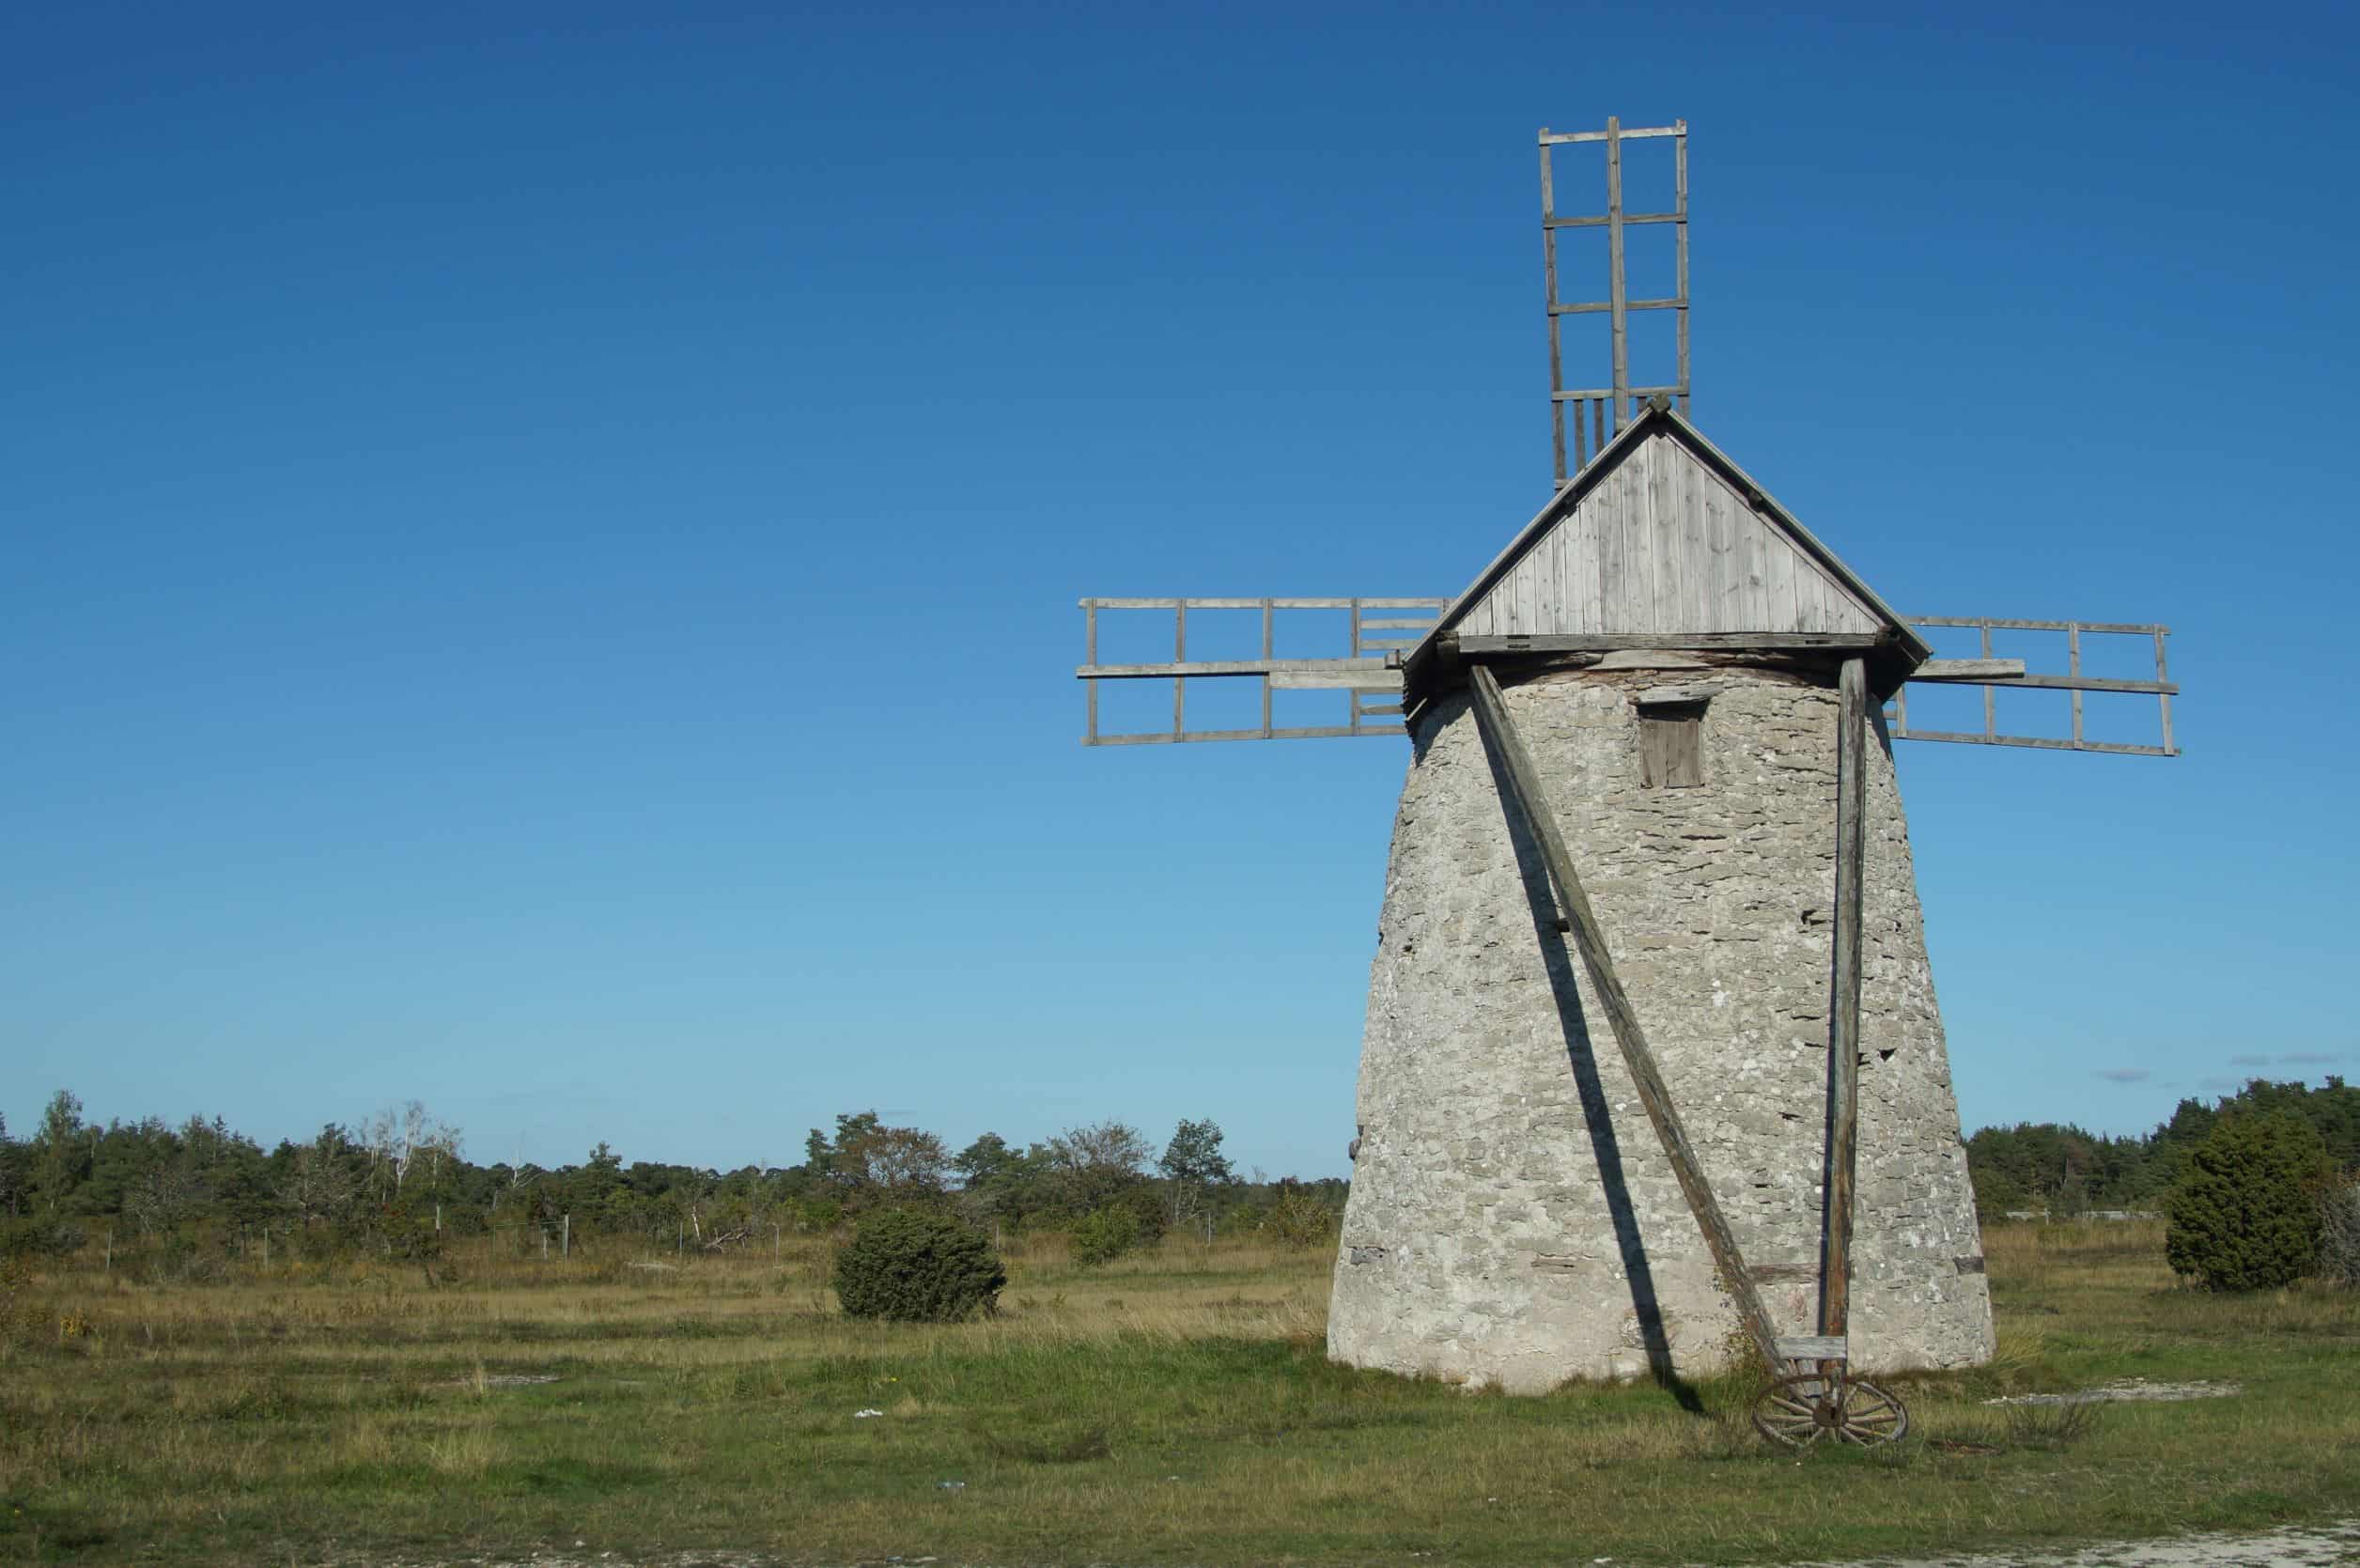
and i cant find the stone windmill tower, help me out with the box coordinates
[1076,119,2178,1404]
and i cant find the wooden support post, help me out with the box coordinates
[1818,658,1869,1362]
[1085,601,1099,743]
[2068,622,2083,747]
[562,1213,571,1259]
[1539,132,1567,485]
[1980,621,1995,741]
[1466,664,1787,1374]
[1606,116,1629,434]
[1172,602,1187,739]
[1260,598,1274,737]
[1348,601,1363,734]
[1673,122,1689,416]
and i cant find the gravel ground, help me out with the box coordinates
[358,1516,2360,1568]
[1780,1519,2360,1568]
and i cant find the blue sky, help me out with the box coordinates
[5,1,2354,1177]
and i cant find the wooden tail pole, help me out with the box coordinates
[1466,664,1788,1374]
[1818,658,1869,1362]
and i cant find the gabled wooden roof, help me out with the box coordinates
[1403,401,1931,695]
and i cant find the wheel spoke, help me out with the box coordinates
[1755,1374,1908,1450]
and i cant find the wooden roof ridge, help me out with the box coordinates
[1406,400,1933,671]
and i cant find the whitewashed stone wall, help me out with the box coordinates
[1328,667,1994,1392]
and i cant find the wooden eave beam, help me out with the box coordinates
[1405,629,1921,708]
[1451,632,1885,655]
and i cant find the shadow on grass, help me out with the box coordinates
[0,1494,110,1561]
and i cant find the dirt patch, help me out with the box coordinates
[1984,1377,2241,1406]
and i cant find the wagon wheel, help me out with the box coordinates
[1749,1372,1909,1448]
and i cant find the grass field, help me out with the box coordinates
[2,1221,2355,1565]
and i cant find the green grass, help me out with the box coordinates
[1,1222,2354,1564]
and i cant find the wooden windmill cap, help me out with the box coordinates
[1401,400,1932,706]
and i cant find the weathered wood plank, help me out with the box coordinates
[1890,729,2175,757]
[1544,211,1684,226]
[1540,135,1566,485]
[1908,659,2027,681]
[1269,670,1402,691]
[1906,616,2168,634]
[1762,507,1796,634]
[1548,297,1685,315]
[1080,597,1450,611]
[1555,382,1685,399]
[1540,124,1685,144]
[1621,456,1652,629]
[1649,433,1683,631]
[1261,599,1274,737]
[1777,1334,1847,1363]
[1576,496,1607,633]
[1076,659,1393,679]
[1819,659,1869,1355]
[1597,461,1629,631]
[1082,725,1402,746]
[1673,125,1689,411]
[1718,467,1764,626]
[1607,114,1628,431]
[1466,664,1789,1375]
[1681,438,1711,630]
[1707,467,1742,629]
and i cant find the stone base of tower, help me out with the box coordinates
[1328,668,1995,1393]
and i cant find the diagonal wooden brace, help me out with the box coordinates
[1466,665,1790,1376]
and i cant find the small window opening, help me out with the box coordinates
[1637,699,1707,788]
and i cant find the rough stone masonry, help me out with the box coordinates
[1328,663,1995,1391]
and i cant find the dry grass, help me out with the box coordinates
[0,1222,2354,1565]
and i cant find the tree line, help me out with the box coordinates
[0,1094,1346,1273]
[7,1075,2350,1275]
[1965,1077,2359,1219]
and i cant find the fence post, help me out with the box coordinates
[562,1213,570,1259]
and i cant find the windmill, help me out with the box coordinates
[1074,119,2178,1444]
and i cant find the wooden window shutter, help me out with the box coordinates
[1637,698,1708,788]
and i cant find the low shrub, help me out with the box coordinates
[1069,1205,1141,1268]
[831,1208,1004,1323]
[2166,1112,2331,1291]
[1113,1186,1169,1249]
[1270,1188,1339,1250]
